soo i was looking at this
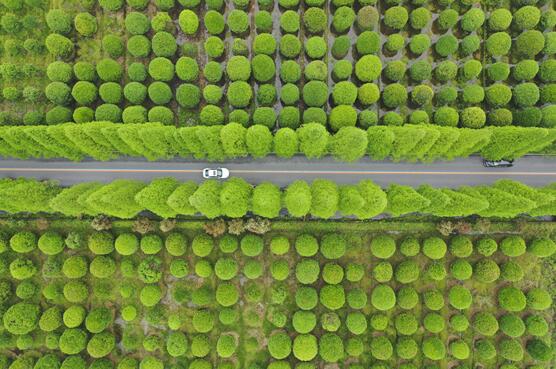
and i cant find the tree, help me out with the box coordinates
[3,303,40,335]
[386,184,430,216]
[252,182,281,218]
[189,180,221,218]
[166,181,198,215]
[85,180,145,218]
[134,177,179,218]
[220,178,251,218]
[297,123,329,158]
[310,179,339,218]
[329,127,367,162]
[246,125,272,158]
[284,180,312,217]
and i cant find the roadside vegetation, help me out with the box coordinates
[0,177,554,219]
[0,122,553,162]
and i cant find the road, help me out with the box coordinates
[0,155,554,187]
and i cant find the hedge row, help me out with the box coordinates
[1,177,554,219]
[0,122,554,162]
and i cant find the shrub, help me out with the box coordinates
[474,259,500,283]
[422,237,446,259]
[422,337,445,360]
[305,60,328,81]
[395,260,419,284]
[47,62,73,83]
[319,333,344,362]
[526,288,552,310]
[10,232,37,253]
[45,33,74,58]
[489,8,512,31]
[500,236,526,257]
[176,84,200,108]
[75,12,97,37]
[435,34,458,57]
[460,34,480,56]
[228,9,249,34]
[408,60,431,82]
[45,10,72,35]
[486,32,511,56]
[332,35,351,59]
[281,83,300,105]
[450,340,470,360]
[59,328,87,354]
[280,10,300,33]
[382,83,407,108]
[293,334,317,361]
[268,332,292,360]
[227,81,252,108]
[251,54,275,82]
[204,10,224,34]
[3,302,40,334]
[461,107,486,128]
[499,314,525,338]
[435,60,457,82]
[411,85,433,106]
[499,338,524,361]
[498,287,526,312]
[371,284,396,310]
[355,55,381,82]
[473,311,499,336]
[332,81,357,105]
[304,7,326,34]
[384,61,406,81]
[409,34,430,55]
[461,8,484,32]
[257,84,277,106]
[152,31,177,57]
[514,5,540,30]
[305,36,327,59]
[125,12,150,34]
[423,312,444,333]
[148,82,172,104]
[410,7,430,29]
[333,6,355,33]
[516,30,545,58]
[255,10,272,32]
[384,6,408,30]
[437,8,458,30]
[370,236,395,259]
[178,10,198,35]
[370,336,393,360]
[448,286,472,309]
[485,84,511,107]
[333,60,352,80]
[358,83,380,105]
[72,81,98,106]
[329,105,357,131]
[279,34,302,59]
[526,339,553,361]
[357,6,378,30]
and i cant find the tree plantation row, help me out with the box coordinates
[0,177,554,219]
[0,122,554,162]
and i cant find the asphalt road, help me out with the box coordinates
[0,155,554,187]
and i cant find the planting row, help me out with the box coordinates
[1,177,554,219]
[0,122,554,162]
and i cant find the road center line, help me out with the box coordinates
[0,168,554,176]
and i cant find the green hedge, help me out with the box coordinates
[2,177,554,219]
[0,122,554,162]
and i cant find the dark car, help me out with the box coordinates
[482,159,514,168]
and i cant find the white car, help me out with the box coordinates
[202,168,230,179]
